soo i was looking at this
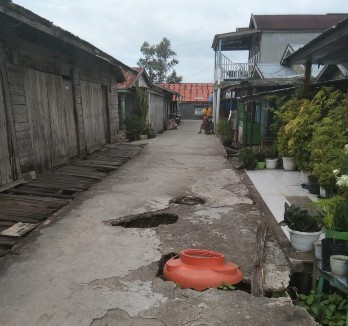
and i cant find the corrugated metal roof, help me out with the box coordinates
[255,64,300,78]
[289,44,304,52]
[158,83,213,102]
[251,14,348,30]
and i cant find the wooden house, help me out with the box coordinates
[0,2,128,189]
[117,67,178,134]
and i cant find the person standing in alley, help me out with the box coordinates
[198,107,213,134]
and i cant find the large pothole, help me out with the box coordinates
[111,212,179,228]
[170,195,206,205]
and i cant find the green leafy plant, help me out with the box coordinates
[254,147,265,162]
[238,146,256,169]
[136,85,149,127]
[215,119,234,144]
[309,92,348,189]
[124,115,144,141]
[218,282,236,291]
[297,290,348,325]
[279,202,322,232]
[274,98,304,156]
[264,144,278,159]
[314,196,348,232]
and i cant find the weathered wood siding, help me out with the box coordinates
[80,81,107,153]
[0,10,122,188]
[149,92,165,133]
[0,70,13,185]
[24,68,78,171]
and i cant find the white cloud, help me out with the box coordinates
[12,0,348,82]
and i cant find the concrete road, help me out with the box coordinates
[0,120,315,325]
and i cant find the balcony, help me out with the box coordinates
[216,53,260,82]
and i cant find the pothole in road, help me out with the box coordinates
[170,195,206,205]
[156,252,178,277]
[111,212,179,228]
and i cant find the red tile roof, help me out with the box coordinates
[158,83,213,102]
[118,67,144,89]
[251,14,348,30]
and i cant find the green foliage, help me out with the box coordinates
[279,202,322,232]
[274,86,347,180]
[296,290,348,325]
[309,94,348,189]
[314,196,348,231]
[215,119,234,143]
[137,37,183,83]
[264,144,278,159]
[136,86,149,124]
[218,282,236,291]
[238,147,255,168]
[275,98,304,156]
[124,115,144,141]
[254,147,265,162]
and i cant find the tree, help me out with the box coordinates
[137,37,183,83]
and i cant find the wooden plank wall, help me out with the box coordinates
[0,67,13,185]
[5,64,34,173]
[0,21,122,185]
[80,80,107,153]
[23,68,79,171]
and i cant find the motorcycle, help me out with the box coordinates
[204,116,214,134]
[169,111,181,125]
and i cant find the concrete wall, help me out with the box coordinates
[260,31,322,63]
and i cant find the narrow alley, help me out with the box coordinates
[0,120,315,326]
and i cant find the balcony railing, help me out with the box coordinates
[216,52,260,81]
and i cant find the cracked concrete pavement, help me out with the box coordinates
[0,120,315,325]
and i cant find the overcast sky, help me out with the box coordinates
[12,0,348,83]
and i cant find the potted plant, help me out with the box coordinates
[279,202,322,252]
[264,145,278,169]
[215,119,234,147]
[238,146,256,170]
[254,147,266,170]
[330,255,348,276]
[314,196,348,271]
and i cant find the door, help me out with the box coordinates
[244,102,261,145]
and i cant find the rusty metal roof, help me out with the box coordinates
[158,83,213,103]
[250,14,348,30]
[117,67,144,89]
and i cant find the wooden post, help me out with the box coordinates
[303,61,312,94]
[251,221,268,297]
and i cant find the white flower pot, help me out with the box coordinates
[282,157,296,171]
[300,171,310,185]
[265,158,278,169]
[330,255,348,276]
[288,228,322,252]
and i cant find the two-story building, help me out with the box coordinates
[212,14,348,145]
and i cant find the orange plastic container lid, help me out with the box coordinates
[163,249,243,291]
